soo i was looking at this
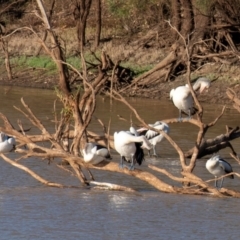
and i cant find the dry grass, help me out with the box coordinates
[6,27,166,67]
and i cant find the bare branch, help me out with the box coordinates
[1,154,65,188]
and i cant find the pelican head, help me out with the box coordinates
[193,77,211,94]
[8,137,16,145]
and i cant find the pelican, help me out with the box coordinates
[82,142,111,165]
[206,155,234,189]
[114,127,152,171]
[137,121,170,157]
[170,77,211,121]
[0,132,16,153]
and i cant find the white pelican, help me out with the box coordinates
[82,142,111,165]
[114,127,152,171]
[170,77,211,121]
[137,121,170,157]
[206,155,234,189]
[0,132,16,153]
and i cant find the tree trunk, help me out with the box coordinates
[35,0,55,56]
[93,0,101,49]
[179,0,194,38]
[73,0,92,50]
[36,0,71,95]
[0,39,12,80]
[171,0,181,33]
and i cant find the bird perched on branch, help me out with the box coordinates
[82,142,111,165]
[0,132,16,153]
[206,155,234,189]
[170,77,211,121]
[114,127,152,171]
[137,121,170,157]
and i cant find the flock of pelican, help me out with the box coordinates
[0,77,234,189]
[81,76,235,189]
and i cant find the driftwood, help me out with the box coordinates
[1,0,240,199]
[2,89,240,198]
[1,153,65,188]
[1,65,240,197]
[184,126,240,158]
[112,2,240,95]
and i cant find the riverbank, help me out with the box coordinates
[0,34,239,107]
[0,65,239,107]
[1,0,240,108]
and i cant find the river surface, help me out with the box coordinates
[0,86,240,240]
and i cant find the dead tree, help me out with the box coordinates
[184,125,240,158]
[72,0,92,50]
[35,0,56,56]
[0,1,25,80]
[93,0,102,49]
[0,33,12,80]
[2,74,240,197]
[1,0,240,198]
[1,48,240,197]
[36,0,71,95]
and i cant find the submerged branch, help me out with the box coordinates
[90,181,136,192]
[149,165,224,197]
[92,160,176,193]
[1,153,65,188]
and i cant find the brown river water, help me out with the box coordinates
[0,86,240,239]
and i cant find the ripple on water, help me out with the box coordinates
[0,87,240,239]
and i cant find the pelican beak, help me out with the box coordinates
[200,86,209,94]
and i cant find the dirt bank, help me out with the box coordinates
[0,41,239,107]
[0,71,238,107]
[1,29,240,107]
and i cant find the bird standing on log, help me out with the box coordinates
[0,132,16,153]
[137,121,170,157]
[114,127,152,171]
[82,142,111,165]
[206,155,234,189]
